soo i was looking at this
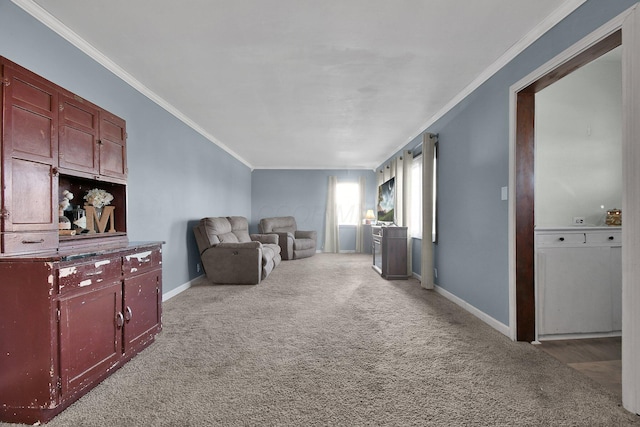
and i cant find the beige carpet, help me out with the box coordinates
[5,254,639,426]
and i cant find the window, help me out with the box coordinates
[431,144,438,243]
[336,182,360,225]
[410,146,437,242]
[410,154,423,238]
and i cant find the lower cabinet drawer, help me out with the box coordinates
[585,231,622,246]
[1,231,58,255]
[536,232,585,247]
[57,256,122,294]
[123,248,161,276]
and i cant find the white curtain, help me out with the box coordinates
[356,175,366,253]
[421,133,437,289]
[401,150,413,274]
[323,176,340,253]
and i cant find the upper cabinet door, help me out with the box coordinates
[2,64,58,164]
[1,62,58,235]
[99,111,127,180]
[58,92,99,175]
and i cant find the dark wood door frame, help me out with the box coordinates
[514,30,622,342]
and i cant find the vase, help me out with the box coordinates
[95,206,103,220]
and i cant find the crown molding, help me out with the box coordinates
[10,0,253,170]
[252,165,377,171]
[382,0,588,168]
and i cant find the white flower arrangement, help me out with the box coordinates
[84,188,114,209]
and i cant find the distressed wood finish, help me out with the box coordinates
[1,61,59,251]
[0,242,162,425]
[0,56,161,424]
[0,56,128,256]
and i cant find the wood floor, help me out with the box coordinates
[537,337,622,397]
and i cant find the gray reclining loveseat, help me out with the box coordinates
[193,216,281,284]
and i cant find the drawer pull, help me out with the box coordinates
[558,237,565,242]
[609,236,615,241]
[22,239,45,244]
[86,270,103,276]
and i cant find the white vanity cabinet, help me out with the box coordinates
[535,227,621,338]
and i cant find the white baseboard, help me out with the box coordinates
[162,275,202,302]
[433,284,510,337]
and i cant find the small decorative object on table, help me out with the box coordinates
[606,208,622,226]
[58,190,73,234]
[84,188,116,233]
[364,209,376,225]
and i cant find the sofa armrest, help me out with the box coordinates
[200,243,262,284]
[251,234,278,245]
[262,231,294,260]
[295,230,317,242]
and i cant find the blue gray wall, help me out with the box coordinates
[0,0,252,295]
[3,0,637,319]
[383,0,638,326]
[251,169,377,250]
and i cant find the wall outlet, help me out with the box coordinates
[573,216,585,225]
[196,263,201,273]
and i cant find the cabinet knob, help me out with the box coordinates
[558,237,565,242]
[608,236,615,241]
[0,209,9,219]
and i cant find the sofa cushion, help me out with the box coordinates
[260,216,297,233]
[217,232,240,243]
[200,217,232,245]
[227,216,252,243]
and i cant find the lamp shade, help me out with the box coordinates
[365,209,376,220]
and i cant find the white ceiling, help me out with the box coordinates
[18,0,585,170]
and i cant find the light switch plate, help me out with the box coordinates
[501,186,508,201]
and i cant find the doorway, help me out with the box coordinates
[510,4,640,415]
[513,30,622,343]
[534,45,622,343]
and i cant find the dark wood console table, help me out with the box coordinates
[372,225,408,280]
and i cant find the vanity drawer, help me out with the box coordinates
[57,256,122,294]
[585,231,622,246]
[536,232,585,247]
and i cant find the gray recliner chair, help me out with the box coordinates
[258,216,317,260]
[193,216,281,284]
